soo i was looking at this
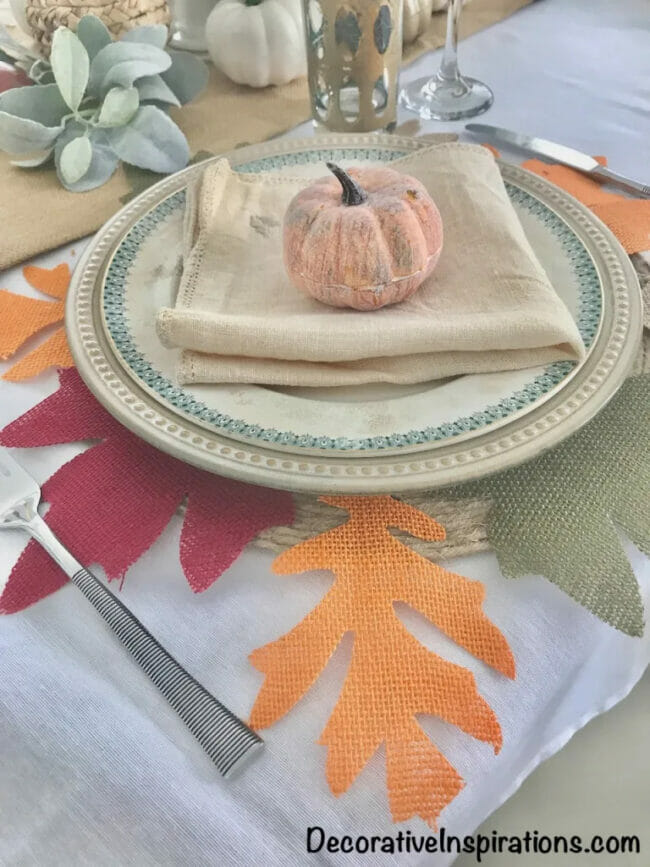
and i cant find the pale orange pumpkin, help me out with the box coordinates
[283,162,443,310]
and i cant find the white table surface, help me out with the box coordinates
[1,0,649,864]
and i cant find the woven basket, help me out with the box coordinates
[26,0,171,53]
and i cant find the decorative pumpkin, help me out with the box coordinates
[283,163,443,311]
[24,0,171,53]
[402,0,433,45]
[205,0,306,89]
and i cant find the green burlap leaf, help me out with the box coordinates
[449,375,650,637]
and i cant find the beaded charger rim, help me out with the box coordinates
[65,133,642,493]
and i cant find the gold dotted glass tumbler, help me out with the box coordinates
[304,0,403,132]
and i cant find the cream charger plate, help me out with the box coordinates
[66,134,641,493]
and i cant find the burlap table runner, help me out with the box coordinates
[0,0,533,270]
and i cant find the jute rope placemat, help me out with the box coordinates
[0,0,533,269]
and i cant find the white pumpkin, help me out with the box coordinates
[402,0,433,44]
[9,0,30,34]
[404,0,472,45]
[206,0,307,88]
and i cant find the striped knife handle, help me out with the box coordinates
[71,567,263,777]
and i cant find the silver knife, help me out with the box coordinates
[466,123,650,198]
[0,447,263,778]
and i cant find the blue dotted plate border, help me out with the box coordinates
[102,151,602,452]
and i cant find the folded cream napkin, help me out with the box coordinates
[157,143,585,387]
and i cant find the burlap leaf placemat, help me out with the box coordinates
[0,366,296,613]
[0,0,533,270]
[449,371,649,638]
[249,495,515,828]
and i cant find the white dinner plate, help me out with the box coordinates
[66,134,641,492]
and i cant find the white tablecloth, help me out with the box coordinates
[1,1,649,864]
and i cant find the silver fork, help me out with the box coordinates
[0,447,263,778]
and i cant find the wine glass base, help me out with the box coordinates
[399,74,494,121]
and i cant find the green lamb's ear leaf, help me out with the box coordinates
[0,83,68,126]
[136,74,180,106]
[54,123,120,192]
[50,27,90,112]
[58,133,93,184]
[161,49,209,104]
[88,42,171,96]
[105,104,189,173]
[0,84,67,153]
[97,86,139,127]
[11,149,54,168]
[76,15,112,61]
[0,114,59,154]
[120,25,169,48]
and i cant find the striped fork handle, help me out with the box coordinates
[72,566,263,777]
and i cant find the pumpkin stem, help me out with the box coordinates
[326,162,368,206]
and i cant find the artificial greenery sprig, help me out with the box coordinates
[0,15,208,191]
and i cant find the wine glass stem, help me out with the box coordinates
[439,0,462,82]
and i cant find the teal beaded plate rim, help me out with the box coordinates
[101,148,602,454]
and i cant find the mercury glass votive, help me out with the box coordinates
[168,0,218,53]
[304,0,403,132]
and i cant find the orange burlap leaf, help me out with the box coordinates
[2,328,73,382]
[521,154,650,254]
[0,291,63,359]
[0,264,73,380]
[23,263,70,300]
[249,495,515,827]
[481,143,501,159]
